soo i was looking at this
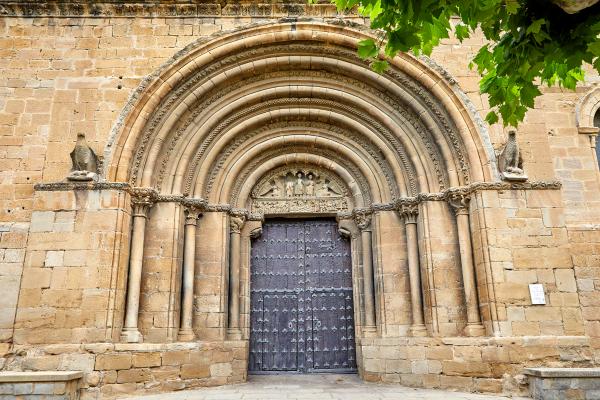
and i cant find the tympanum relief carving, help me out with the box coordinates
[251,166,350,214]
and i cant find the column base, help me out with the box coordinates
[177,329,196,342]
[464,323,485,337]
[120,328,143,343]
[409,324,428,337]
[227,328,242,340]
[362,326,377,337]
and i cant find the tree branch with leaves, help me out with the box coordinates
[314,0,600,127]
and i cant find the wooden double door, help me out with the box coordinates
[249,219,357,373]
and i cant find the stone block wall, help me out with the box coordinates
[12,188,130,345]
[2,341,246,399]
[470,188,585,337]
[358,336,594,395]
[0,380,79,399]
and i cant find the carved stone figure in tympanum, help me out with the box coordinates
[250,165,351,214]
[67,133,99,182]
[294,172,305,196]
[305,173,315,196]
[497,129,527,182]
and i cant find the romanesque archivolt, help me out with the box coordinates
[251,166,349,214]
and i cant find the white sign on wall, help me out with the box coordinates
[529,284,546,305]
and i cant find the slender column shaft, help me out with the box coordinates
[228,215,245,339]
[450,196,485,337]
[455,211,481,324]
[355,210,376,335]
[404,216,426,336]
[121,191,155,343]
[178,208,201,341]
[361,229,376,329]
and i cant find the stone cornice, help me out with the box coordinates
[34,180,562,215]
[0,2,342,18]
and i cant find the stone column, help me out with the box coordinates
[354,209,376,336]
[448,193,485,337]
[121,188,157,343]
[399,204,427,337]
[227,213,246,340]
[178,204,203,342]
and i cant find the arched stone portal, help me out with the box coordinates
[107,20,499,379]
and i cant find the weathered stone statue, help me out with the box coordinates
[67,133,99,181]
[498,129,527,182]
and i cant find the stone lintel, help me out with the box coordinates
[524,367,600,378]
[0,371,83,383]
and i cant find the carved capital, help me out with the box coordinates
[353,208,373,231]
[398,204,419,224]
[447,191,471,216]
[229,213,246,235]
[130,187,157,217]
[183,207,202,226]
[181,198,206,226]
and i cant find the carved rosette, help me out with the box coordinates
[130,187,158,218]
[353,208,373,231]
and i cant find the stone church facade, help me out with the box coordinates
[0,1,599,398]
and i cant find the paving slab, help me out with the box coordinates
[120,374,531,400]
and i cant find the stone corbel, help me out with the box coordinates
[249,226,263,239]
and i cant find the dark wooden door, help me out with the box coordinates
[249,219,356,374]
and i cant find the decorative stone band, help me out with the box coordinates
[0,2,341,18]
[34,180,562,217]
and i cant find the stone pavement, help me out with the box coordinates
[121,374,529,400]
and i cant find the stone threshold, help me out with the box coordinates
[524,367,600,378]
[0,371,83,382]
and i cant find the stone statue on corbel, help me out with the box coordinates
[67,133,101,182]
[497,129,527,182]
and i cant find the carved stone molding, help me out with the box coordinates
[0,2,340,18]
[130,44,456,192]
[353,208,373,231]
[35,182,130,192]
[196,106,406,199]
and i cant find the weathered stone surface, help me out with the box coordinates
[1,4,599,399]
